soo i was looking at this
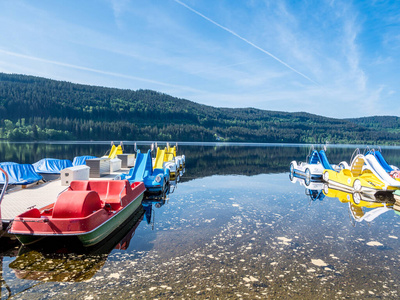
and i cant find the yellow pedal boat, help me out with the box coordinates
[323,154,400,193]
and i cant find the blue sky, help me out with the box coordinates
[0,0,399,118]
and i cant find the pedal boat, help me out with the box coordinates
[166,144,185,177]
[121,149,170,195]
[289,160,324,180]
[154,147,178,181]
[323,154,400,193]
[367,149,400,178]
[290,149,344,180]
[9,180,145,247]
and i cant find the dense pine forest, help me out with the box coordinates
[0,72,399,144]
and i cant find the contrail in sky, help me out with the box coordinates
[0,49,201,92]
[174,0,317,84]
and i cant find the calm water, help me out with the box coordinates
[2,142,400,299]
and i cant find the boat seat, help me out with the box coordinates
[53,190,102,218]
[342,169,353,177]
[68,180,131,210]
[69,180,108,199]
[107,180,128,199]
[69,181,89,191]
[86,181,109,200]
[103,180,130,209]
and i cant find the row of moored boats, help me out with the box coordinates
[290,147,400,200]
[0,143,185,249]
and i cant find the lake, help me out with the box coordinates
[1,142,400,299]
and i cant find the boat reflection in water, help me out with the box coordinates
[8,206,144,283]
[290,172,399,224]
[289,172,325,202]
[0,243,19,300]
[322,183,396,225]
[142,178,176,228]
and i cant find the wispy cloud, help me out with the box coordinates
[107,0,132,28]
[173,0,317,84]
[0,49,201,92]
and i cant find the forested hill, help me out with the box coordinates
[346,116,400,134]
[0,72,399,144]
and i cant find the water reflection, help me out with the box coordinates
[289,171,400,226]
[8,207,144,283]
[0,244,19,300]
[142,199,166,229]
[289,173,325,202]
[322,184,396,225]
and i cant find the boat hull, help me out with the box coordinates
[322,169,396,193]
[290,160,324,179]
[11,181,146,247]
[15,192,144,247]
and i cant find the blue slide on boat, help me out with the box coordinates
[121,150,169,194]
[317,150,335,171]
[307,150,335,170]
[121,150,150,183]
[368,150,394,173]
[308,150,320,165]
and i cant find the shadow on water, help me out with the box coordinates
[6,207,144,286]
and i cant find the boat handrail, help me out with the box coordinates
[363,146,371,155]
[57,186,70,199]
[306,145,315,163]
[350,148,361,166]
[119,185,125,205]
[0,167,9,207]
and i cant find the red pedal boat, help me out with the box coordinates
[9,180,145,247]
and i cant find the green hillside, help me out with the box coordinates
[346,116,400,134]
[0,73,399,144]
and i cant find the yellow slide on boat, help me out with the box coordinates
[154,147,166,170]
[164,146,176,162]
[108,144,123,159]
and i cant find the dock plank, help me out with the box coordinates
[1,180,66,221]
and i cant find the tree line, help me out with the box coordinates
[1,72,400,144]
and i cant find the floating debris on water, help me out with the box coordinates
[311,259,328,267]
[277,237,292,245]
[366,241,384,247]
